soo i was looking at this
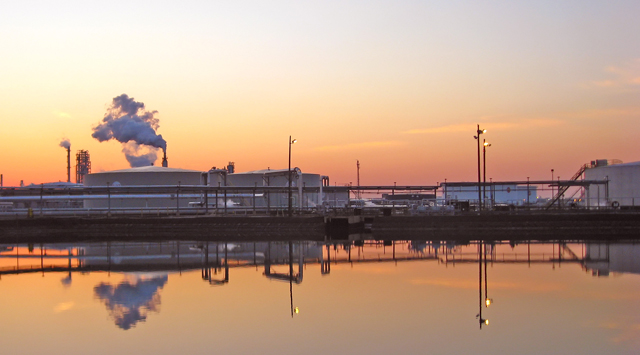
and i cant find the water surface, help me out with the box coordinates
[0,240,638,355]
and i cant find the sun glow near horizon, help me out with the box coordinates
[0,1,639,186]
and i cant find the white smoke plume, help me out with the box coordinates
[92,94,167,167]
[59,139,71,149]
[122,142,159,167]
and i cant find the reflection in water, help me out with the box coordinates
[2,238,640,354]
[476,241,492,329]
[584,243,640,276]
[0,239,633,334]
[94,275,168,330]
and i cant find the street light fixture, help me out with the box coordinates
[474,125,486,210]
[288,136,297,217]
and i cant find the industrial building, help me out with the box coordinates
[584,159,640,208]
[226,168,330,210]
[82,164,343,212]
[442,183,538,207]
[3,141,637,215]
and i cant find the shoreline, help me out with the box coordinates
[1,212,640,243]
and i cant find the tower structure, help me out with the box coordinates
[76,150,91,184]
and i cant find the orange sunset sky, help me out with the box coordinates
[1,1,639,186]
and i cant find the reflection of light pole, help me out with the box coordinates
[289,241,300,317]
[474,125,486,210]
[476,240,489,329]
[484,242,492,307]
[289,241,294,317]
[288,136,297,217]
[483,139,491,210]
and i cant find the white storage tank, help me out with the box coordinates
[226,168,325,209]
[83,166,204,209]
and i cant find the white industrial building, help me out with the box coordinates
[443,184,538,206]
[82,165,342,212]
[584,160,640,208]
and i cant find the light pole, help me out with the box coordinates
[551,169,555,200]
[288,136,297,217]
[474,125,486,210]
[483,139,491,210]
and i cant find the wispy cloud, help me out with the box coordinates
[558,108,640,120]
[53,111,71,119]
[404,118,564,135]
[315,140,404,152]
[404,124,470,135]
[593,320,640,346]
[54,302,75,313]
[409,278,566,292]
[591,59,640,89]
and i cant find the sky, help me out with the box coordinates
[1,0,639,186]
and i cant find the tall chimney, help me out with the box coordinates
[161,150,168,168]
[66,147,71,183]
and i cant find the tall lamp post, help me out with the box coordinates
[288,136,297,217]
[474,125,486,210]
[483,139,491,210]
[551,169,555,201]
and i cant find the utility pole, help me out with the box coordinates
[356,160,361,200]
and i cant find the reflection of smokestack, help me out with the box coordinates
[161,150,168,168]
[66,147,71,183]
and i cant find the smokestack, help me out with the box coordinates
[59,139,72,182]
[1,174,3,187]
[162,150,168,167]
[67,147,71,183]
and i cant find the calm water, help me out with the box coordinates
[1,239,639,355]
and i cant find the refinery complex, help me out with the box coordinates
[0,144,638,217]
[1,94,639,217]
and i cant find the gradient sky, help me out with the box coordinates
[1,0,639,186]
